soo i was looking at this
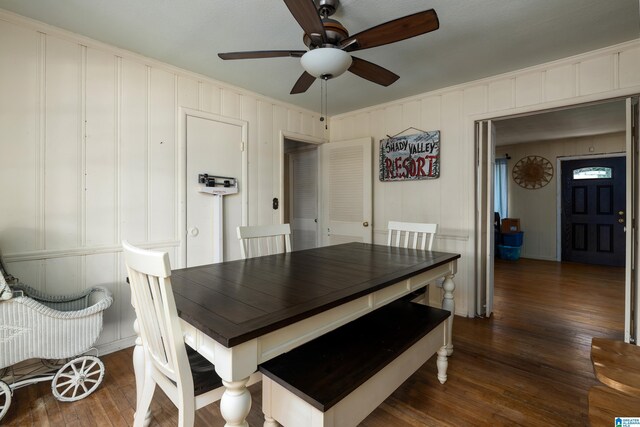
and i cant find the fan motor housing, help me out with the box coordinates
[303,18,349,48]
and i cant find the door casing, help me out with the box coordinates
[474,98,636,342]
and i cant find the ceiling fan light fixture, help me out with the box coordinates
[300,47,352,79]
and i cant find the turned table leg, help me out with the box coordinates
[220,378,252,427]
[441,273,455,356]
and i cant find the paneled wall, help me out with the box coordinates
[496,132,625,261]
[0,11,324,354]
[330,40,640,316]
[1,7,639,352]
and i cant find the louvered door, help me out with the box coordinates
[320,137,373,245]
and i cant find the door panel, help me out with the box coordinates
[561,156,626,266]
[321,137,372,245]
[486,121,495,317]
[186,116,243,266]
[475,120,495,317]
[290,148,318,251]
[626,97,639,344]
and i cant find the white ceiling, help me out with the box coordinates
[494,100,627,146]
[0,0,638,115]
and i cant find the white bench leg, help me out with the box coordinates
[436,346,448,384]
[264,415,279,427]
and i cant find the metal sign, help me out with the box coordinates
[379,131,440,181]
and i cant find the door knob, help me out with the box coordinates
[619,210,625,215]
[188,227,199,236]
[618,219,625,224]
[363,221,369,227]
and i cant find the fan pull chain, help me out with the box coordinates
[320,78,325,124]
[324,77,328,130]
[319,76,329,130]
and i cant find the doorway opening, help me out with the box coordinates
[283,138,320,251]
[477,97,636,342]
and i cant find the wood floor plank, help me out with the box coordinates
[1,258,626,426]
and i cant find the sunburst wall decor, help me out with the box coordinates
[512,156,553,189]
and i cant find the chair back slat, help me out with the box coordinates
[387,221,438,251]
[237,224,292,259]
[123,241,192,388]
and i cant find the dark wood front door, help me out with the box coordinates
[561,156,626,266]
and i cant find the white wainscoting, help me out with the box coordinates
[0,9,326,355]
[1,8,639,350]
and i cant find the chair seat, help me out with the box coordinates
[591,337,640,396]
[186,347,223,395]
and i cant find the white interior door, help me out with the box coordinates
[625,97,639,344]
[186,115,244,266]
[486,120,496,317]
[321,137,373,245]
[475,120,495,317]
[290,148,319,250]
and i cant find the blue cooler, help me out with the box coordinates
[502,231,523,247]
[497,244,521,260]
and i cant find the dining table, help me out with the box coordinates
[132,242,460,426]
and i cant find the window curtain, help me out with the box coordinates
[494,158,508,219]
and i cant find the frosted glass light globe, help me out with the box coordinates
[300,48,352,79]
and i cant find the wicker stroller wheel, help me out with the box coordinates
[51,356,105,402]
[0,380,11,421]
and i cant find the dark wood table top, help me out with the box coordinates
[171,242,460,347]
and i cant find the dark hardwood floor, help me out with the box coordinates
[2,258,625,426]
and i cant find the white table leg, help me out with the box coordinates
[132,319,152,427]
[441,273,455,356]
[220,378,252,427]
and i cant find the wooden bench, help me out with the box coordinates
[259,300,451,427]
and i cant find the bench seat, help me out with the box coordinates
[259,300,450,427]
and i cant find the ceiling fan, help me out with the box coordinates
[218,0,439,94]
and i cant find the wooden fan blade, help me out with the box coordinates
[348,57,399,87]
[282,0,326,44]
[341,9,439,52]
[218,50,306,60]
[290,71,316,94]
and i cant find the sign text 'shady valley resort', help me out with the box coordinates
[380,131,440,181]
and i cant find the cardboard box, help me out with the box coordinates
[501,218,520,233]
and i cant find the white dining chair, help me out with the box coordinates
[237,224,292,259]
[387,221,438,304]
[387,221,437,250]
[122,241,259,427]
